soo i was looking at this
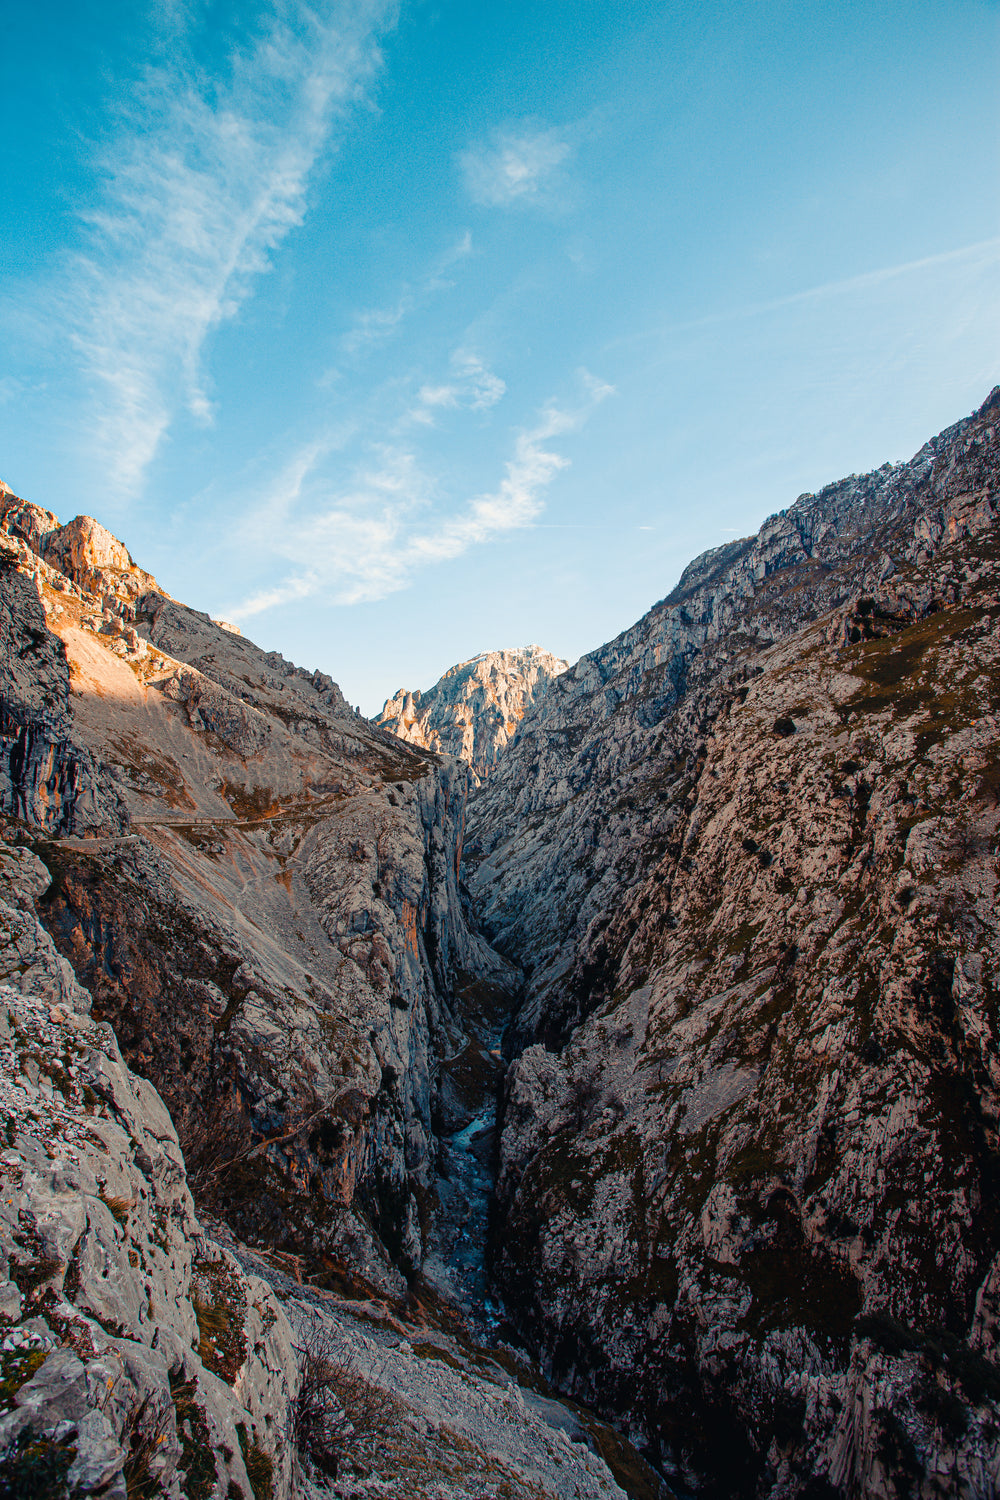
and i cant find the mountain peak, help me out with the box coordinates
[377,644,570,781]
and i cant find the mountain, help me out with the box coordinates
[4,388,1000,1499]
[0,489,518,1295]
[0,822,632,1499]
[376,645,569,782]
[0,491,639,1499]
[465,388,1000,1495]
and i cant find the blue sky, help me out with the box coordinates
[2,0,998,712]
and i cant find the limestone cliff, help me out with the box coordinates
[0,492,516,1297]
[377,645,569,782]
[466,390,1000,1496]
[0,829,300,1499]
[0,825,634,1499]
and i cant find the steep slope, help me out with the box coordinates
[0,822,635,1500]
[0,491,516,1297]
[467,391,1000,1496]
[377,645,569,782]
[0,827,300,1499]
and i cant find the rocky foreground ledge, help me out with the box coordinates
[0,831,632,1498]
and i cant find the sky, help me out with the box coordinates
[2,0,998,713]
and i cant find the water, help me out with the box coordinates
[424,982,509,1334]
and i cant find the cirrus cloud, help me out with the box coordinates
[459,122,573,209]
[52,0,399,497]
[229,370,613,616]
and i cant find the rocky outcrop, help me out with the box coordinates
[0,830,299,1499]
[467,390,1000,1495]
[377,646,569,782]
[0,827,632,1500]
[0,489,516,1298]
[0,528,127,837]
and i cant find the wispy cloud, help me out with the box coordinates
[339,231,473,356]
[622,237,1000,346]
[61,0,398,494]
[460,122,573,209]
[410,351,506,424]
[229,370,613,616]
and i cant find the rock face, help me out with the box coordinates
[0,825,632,1499]
[0,491,516,1297]
[466,390,1000,1495]
[0,829,300,1499]
[8,387,1000,1497]
[377,646,569,782]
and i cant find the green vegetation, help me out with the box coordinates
[170,1368,217,1500]
[0,1429,74,1500]
[191,1259,247,1384]
[0,1347,48,1411]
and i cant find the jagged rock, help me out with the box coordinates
[42,515,160,613]
[0,530,126,836]
[377,645,569,781]
[0,836,300,1498]
[9,388,1000,1496]
[227,1235,634,1500]
[468,389,1000,1496]
[0,829,632,1500]
[0,492,517,1293]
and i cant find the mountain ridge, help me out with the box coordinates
[2,390,1000,1496]
[377,644,569,782]
[463,386,1000,1495]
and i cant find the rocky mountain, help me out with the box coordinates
[0,486,524,1300]
[0,487,649,1499]
[5,388,1000,1499]
[0,822,636,1498]
[464,389,1000,1496]
[376,646,569,782]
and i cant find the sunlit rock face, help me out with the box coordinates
[467,390,1000,1496]
[376,645,569,782]
[0,484,516,1292]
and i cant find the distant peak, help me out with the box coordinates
[376,644,570,779]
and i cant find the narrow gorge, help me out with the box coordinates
[2,386,1000,1498]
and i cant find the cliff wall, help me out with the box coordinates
[0,494,516,1293]
[467,390,1000,1496]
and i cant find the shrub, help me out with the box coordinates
[0,1430,73,1500]
[290,1327,348,1478]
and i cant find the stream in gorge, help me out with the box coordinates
[426,975,509,1335]
[424,974,677,1500]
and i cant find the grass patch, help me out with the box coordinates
[191,1258,247,1385]
[0,1347,48,1410]
[237,1423,274,1500]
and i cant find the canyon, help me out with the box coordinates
[1,386,1000,1498]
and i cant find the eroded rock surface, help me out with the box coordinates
[468,390,1000,1495]
[0,831,632,1499]
[0,490,517,1294]
[377,646,569,782]
[0,833,299,1499]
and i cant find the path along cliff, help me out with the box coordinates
[0,488,518,1299]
